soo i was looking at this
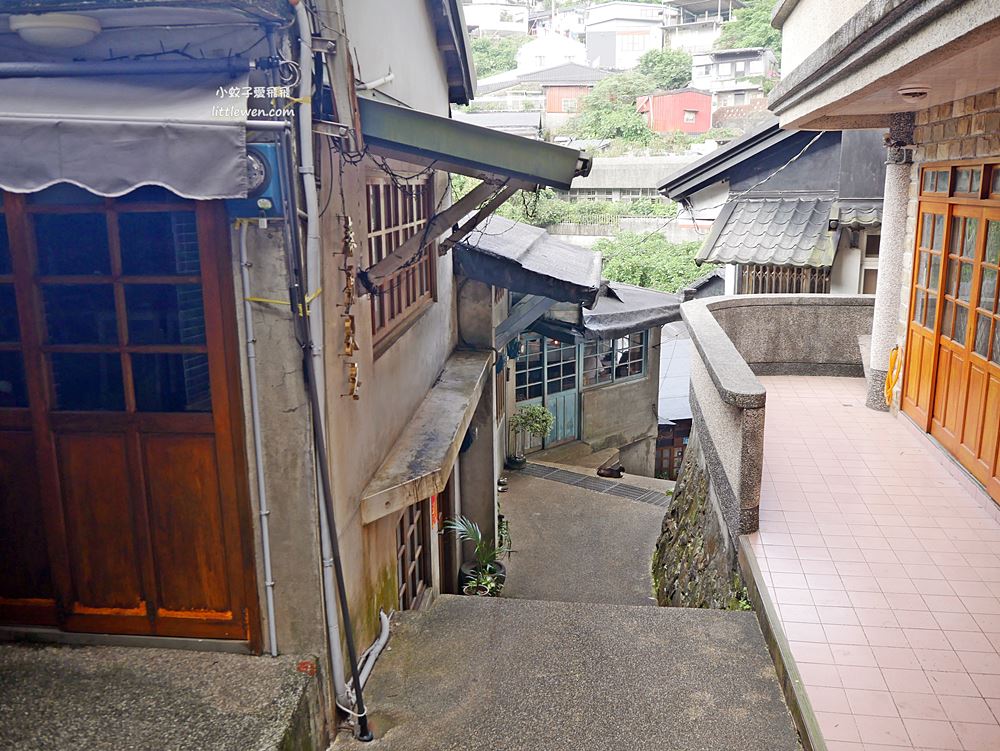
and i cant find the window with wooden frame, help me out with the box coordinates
[902,160,1000,505]
[365,173,436,349]
[737,264,832,294]
[495,362,506,424]
[580,331,647,389]
[396,498,432,610]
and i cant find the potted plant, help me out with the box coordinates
[506,404,555,469]
[444,515,510,597]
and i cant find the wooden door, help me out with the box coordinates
[0,187,257,642]
[902,203,947,428]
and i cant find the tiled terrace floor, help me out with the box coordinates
[747,376,1000,751]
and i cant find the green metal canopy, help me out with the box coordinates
[356,96,591,191]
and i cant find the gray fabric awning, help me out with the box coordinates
[698,196,837,268]
[583,282,681,339]
[0,73,250,199]
[454,215,603,307]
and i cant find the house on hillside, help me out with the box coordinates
[474,61,609,117]
[516,29,587,70]
[691,47,778,109]
[452,110,542,139]
[658,122,886,294]
[0,0,614,745]
[463,0,529,37]
[663,0,745,54]
[637,88,714,135]
[584,0,667,70]
[528,2,587,41]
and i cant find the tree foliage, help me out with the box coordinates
[570,72,657,143]
[470,35,530,78]
[715,0,782,61]
[636,48,693,91]
[595,232,705,293]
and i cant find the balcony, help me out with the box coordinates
[681,294,1000,750]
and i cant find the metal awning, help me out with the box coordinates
[0,73,250,199]
[356,96,590,191]
[454,215,603,307]
[698,196,838,268]
[360,350,491,525]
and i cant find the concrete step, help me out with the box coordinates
[335,595,800,751]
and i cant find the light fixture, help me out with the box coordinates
[9,13,101,49]
[897,85,930,102]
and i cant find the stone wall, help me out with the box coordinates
[651,430,744,609]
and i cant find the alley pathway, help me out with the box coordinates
[338,465,801,750]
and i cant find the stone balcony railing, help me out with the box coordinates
[682,294,875,541]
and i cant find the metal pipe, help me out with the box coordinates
[290,0,372,740]
[247,120,290,131]
[272,36,352,710]
[238,221,280,658]
[0,58,252,78]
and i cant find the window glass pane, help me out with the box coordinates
[980,268,997,311]
[125,284,205,345]
[987,221,1000,265]
[35,213,110,275]
[993,326,1000,365]
[959,263,974,300]
[935,170,950,193]
[923,171,934,192]
[949,217,963,255]
[947,259,959,296]
[955,169,972,193]
[50,353,124,411]
[0,285,19,342]
[929,253,941,289]
[941,298,952,335]
[132,353,212,412]
[954,305,968,345]
[926,293,937,329]
[932,214,944,250]
[974,315,991,358]
[43,284,117,344]
[119,211,200,275]
[0,219,10,275]
[971,168,982,193]
[993,169,1000,195]
[963,218,979,258]
[0,351,28,407]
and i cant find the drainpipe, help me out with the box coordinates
[866,112,915,411]
[238,222,279,657]
[289,0,373,740]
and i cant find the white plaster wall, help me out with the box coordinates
[831,236,862,294]
[341,0,452,114]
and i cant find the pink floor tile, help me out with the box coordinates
[952,721,1000,751]
[899,717,962,749]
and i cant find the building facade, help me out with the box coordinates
[463,0,529,37]
[584,1,666,70]
[690,47,779,109]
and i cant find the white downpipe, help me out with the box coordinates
[291,0,351,707]
[238,222,279,658]
[355,610,391,690]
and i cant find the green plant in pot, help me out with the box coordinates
[444,515,510,596]
[506,403,555,469]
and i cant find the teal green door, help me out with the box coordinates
[514,335,580,450]
[543,338,578,446]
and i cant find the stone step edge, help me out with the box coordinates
[738,538,827,751]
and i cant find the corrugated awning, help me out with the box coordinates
[453,215,603,307]
[360,350,491,525]
[356,95,590,190]
[698,196,837,268]
[0,73,249,199]
[583,282,681,339]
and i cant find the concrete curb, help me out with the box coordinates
[738,538,827,751]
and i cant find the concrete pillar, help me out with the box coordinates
[866,113,914,411]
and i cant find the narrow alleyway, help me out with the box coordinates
[337,465,801,750]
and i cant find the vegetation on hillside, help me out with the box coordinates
[569,72,658,143]
[470,35,531,78]
[595,232,704,293]
[715,0,782,62]
[636,48,693,91]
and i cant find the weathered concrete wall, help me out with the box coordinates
[651,429,744,609]
[707,295,875,376]
[580,327,661,477]
[231,224,326,660]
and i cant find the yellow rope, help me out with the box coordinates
[884,346,902,406]
[245,288,322,317]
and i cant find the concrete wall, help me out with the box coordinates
[580,327,661,476]
[775,0,868,76]
[341,0,452,114]
[681,295,876,538]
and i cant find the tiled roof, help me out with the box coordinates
[838,203,882,228]
[698,197,837,267]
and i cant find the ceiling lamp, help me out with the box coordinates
[897,85,930,102]
[9,13,101,49]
